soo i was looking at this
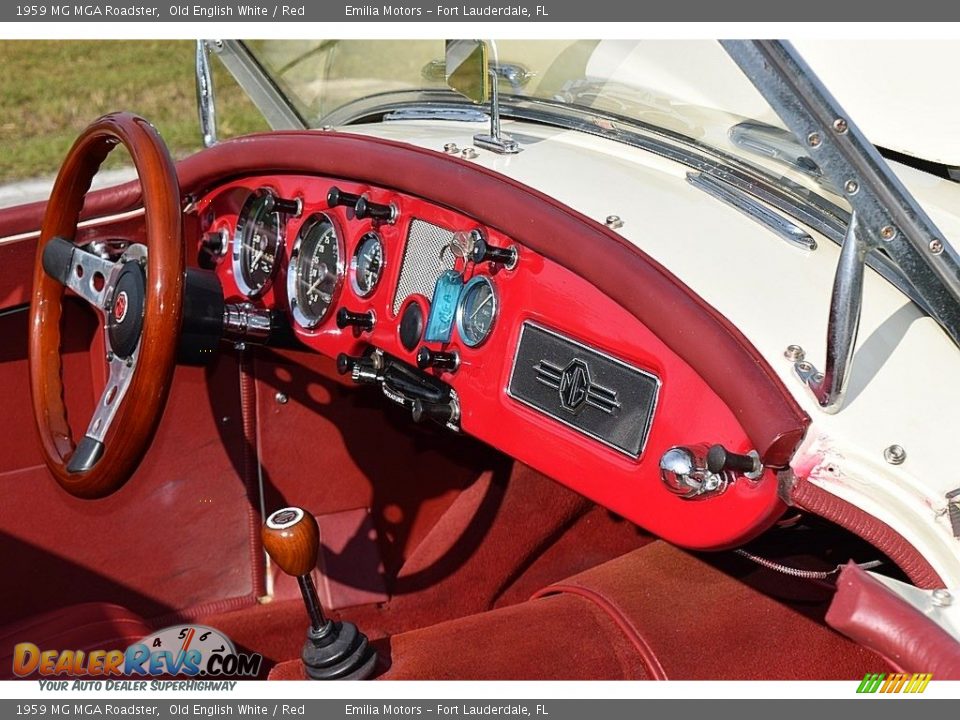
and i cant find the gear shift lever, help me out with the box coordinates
[262,507,377,680]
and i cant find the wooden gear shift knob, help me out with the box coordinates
[262,507,319,577]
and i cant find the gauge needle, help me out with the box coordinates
[303,267,332,296]
[470,293,492,320]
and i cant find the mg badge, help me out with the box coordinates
[534,357,621,416]
[113,291,129,323]
[559,359,591,413]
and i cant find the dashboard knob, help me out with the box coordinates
[416,346,459,372]
[264,194,302,217]
[336,352,382,384]
[412,398,459,425]
[355,196,396,223]
[470,238,518,269]
[336,308,375,332]
[706,444,763,479]
[326,186,361,209]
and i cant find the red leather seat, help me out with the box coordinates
[0,602,150,680]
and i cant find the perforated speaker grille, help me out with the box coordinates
[392,219,457,314]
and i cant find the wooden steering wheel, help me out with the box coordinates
[29,113,184,499]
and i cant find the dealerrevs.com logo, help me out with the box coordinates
[13,625,262,685]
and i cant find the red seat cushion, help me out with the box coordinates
[532,543,887,679]
[0,602,150,680]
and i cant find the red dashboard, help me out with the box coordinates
[196,174,784,550]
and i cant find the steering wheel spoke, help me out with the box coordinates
[68,351,137,473]
[42,236,120,313]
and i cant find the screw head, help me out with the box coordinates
[443,142,459,154]
[784,344,805,362]
[807,132,822,148]
[931,589,953,607]
[883,444,907,465]
[929,239,944,255]
[106,351,115,362]
[880,225,896,241]
[461,147,478,159]
[833,118,848,134]
[844,179,859,195]
[605,215,624,229]
[275,392,288,405]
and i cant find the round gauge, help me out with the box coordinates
[232,189,284,297]
[350,232,384,297]
[456,275,498,348]
[287,214,344,329]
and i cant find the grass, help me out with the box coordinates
[0,40,269,183]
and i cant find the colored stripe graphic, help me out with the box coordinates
[857,672,931,694]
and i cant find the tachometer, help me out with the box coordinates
[456,275,497,347]
[350,232,384,298]
[232,189,285,297]
[288,214,343,329]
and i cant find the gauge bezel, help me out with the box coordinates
[349,231,385,298]
[455,275,498,348]
[287,213,345,330]
[232,188,285,298]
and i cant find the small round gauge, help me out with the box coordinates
[350,232,384,297]
[456,275,498,348]
[287,214,344,329]
[233,189,285,297]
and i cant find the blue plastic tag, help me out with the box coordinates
[425,270,463,343]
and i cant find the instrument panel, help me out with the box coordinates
[195,174,783,550]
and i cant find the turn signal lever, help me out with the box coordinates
[262,507,377,680]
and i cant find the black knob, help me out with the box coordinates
[336,352,381,384]
[198,229,227,269]
[265,194,302,217]
[336,353,360,375]
[707,444,760,476]
[470,238,517,268]
[326,186,361,209]
[355,196,396,223]
[416,346,459,372]
[336,308,375,332]
[412,399,458,425]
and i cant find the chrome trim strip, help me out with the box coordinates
[687,172,817,251]
[0,208,146,247]
[506,320,661,460]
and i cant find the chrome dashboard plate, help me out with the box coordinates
[507,322,660,459]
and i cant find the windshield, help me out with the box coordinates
[243,39,781,137]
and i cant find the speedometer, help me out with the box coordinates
[233,189,285,297]
[287,214,343,329]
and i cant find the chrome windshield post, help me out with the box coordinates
[723,40,960,413]
[795,214,868,412]
[195,40,218,148]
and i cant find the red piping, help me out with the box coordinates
[531,584,668,680]
[792,479,943,589]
